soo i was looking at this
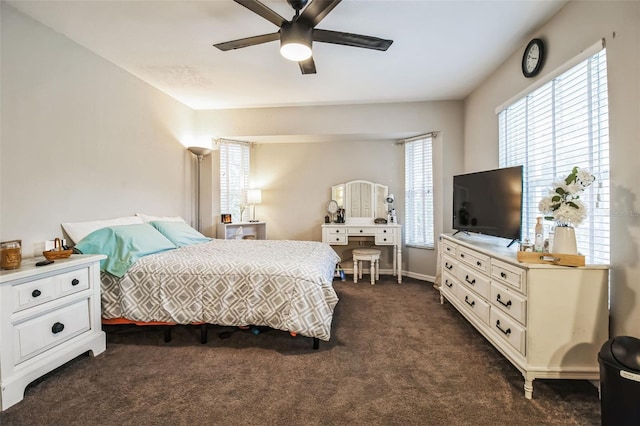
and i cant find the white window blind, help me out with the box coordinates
[219,140,250,222]
[499,48,609,264]
[405,135,435,248]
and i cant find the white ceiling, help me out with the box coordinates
[8,0,567,110]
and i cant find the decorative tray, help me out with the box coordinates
[516,251,585,267]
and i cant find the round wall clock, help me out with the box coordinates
[522,38,545,78]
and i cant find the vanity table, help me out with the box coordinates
[321,180,402,283]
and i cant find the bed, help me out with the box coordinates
[66,216,340,349]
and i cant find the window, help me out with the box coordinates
[499,48,609,264]
[405,135,435,248]
[219,140,250,223]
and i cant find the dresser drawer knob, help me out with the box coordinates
[359,230,363,233]
[51,322,65,334]
[445,279,453,288]
[32,289,42,298]
[477,261,482,267]
[445,263,453,270]
[460,253,465,258]
[500,272,507,279]
[464,296,475,307]
[496,294,512,308]
[71,278,80,286]
[465,275,476,285]
[495,320,511,336]
[383,230,387,233]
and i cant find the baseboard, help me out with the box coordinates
[341,268,434,284]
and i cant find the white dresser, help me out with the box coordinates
[439,233,609,399]
[0,254,106,410]
[322,224,402,283]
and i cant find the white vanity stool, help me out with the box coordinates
[353,248,381,285]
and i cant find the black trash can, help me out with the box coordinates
[598,336,640,426]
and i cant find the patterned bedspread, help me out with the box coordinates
[101,239,340,341]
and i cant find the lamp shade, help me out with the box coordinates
[280,22,312,62]
[187,146,212,157]
[247,189,262,205]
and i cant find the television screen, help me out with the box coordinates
[453,166,523,241]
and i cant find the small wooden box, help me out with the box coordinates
[517,251,585,267]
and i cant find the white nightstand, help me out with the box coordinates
[216,222,267,240]
[0,254,106,411]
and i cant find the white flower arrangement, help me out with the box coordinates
[538,166,596,227]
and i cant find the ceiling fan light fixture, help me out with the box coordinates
[280,22,312,62]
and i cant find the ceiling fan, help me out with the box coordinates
[214,0,393,74]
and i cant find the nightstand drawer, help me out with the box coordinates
[12,268,89,313]
[12,277,57,313]
[13,299,91,364]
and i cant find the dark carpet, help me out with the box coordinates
[0,277,600,425]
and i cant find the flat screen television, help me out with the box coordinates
[453,166,523,244]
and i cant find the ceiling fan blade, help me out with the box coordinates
[299,57,317,74]
[297,0,341,27]
[313,29,393,51]
[234,0,288,28]
[214,32,280,51]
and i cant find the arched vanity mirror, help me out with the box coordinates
[331,180,388,224]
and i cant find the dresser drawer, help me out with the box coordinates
[455,281,491,326]
[491,258,526,293]
[376,228,396,236]
[325,227,346,235]
[348,227,375,236]
[490,282,527,326]
[13,299,91,364]
[442,240,457,257]
[375,234,395,245]
[326,234,347,244]
[441,271,458,300]
[490,308,526,356]
[458,246,490,274]
[457,263,490,299]
[442,254,457,276]
[12,268,89,313]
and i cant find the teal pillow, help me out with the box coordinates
[75,223,176,277]
[150,220,211,247]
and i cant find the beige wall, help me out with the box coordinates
[195,101,465,279]
[464,1,640,337]
[0,4,195,257]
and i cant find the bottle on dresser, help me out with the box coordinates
[534,217,545,252]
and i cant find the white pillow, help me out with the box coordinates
[136,213,185,223]
[62,216,144,244]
